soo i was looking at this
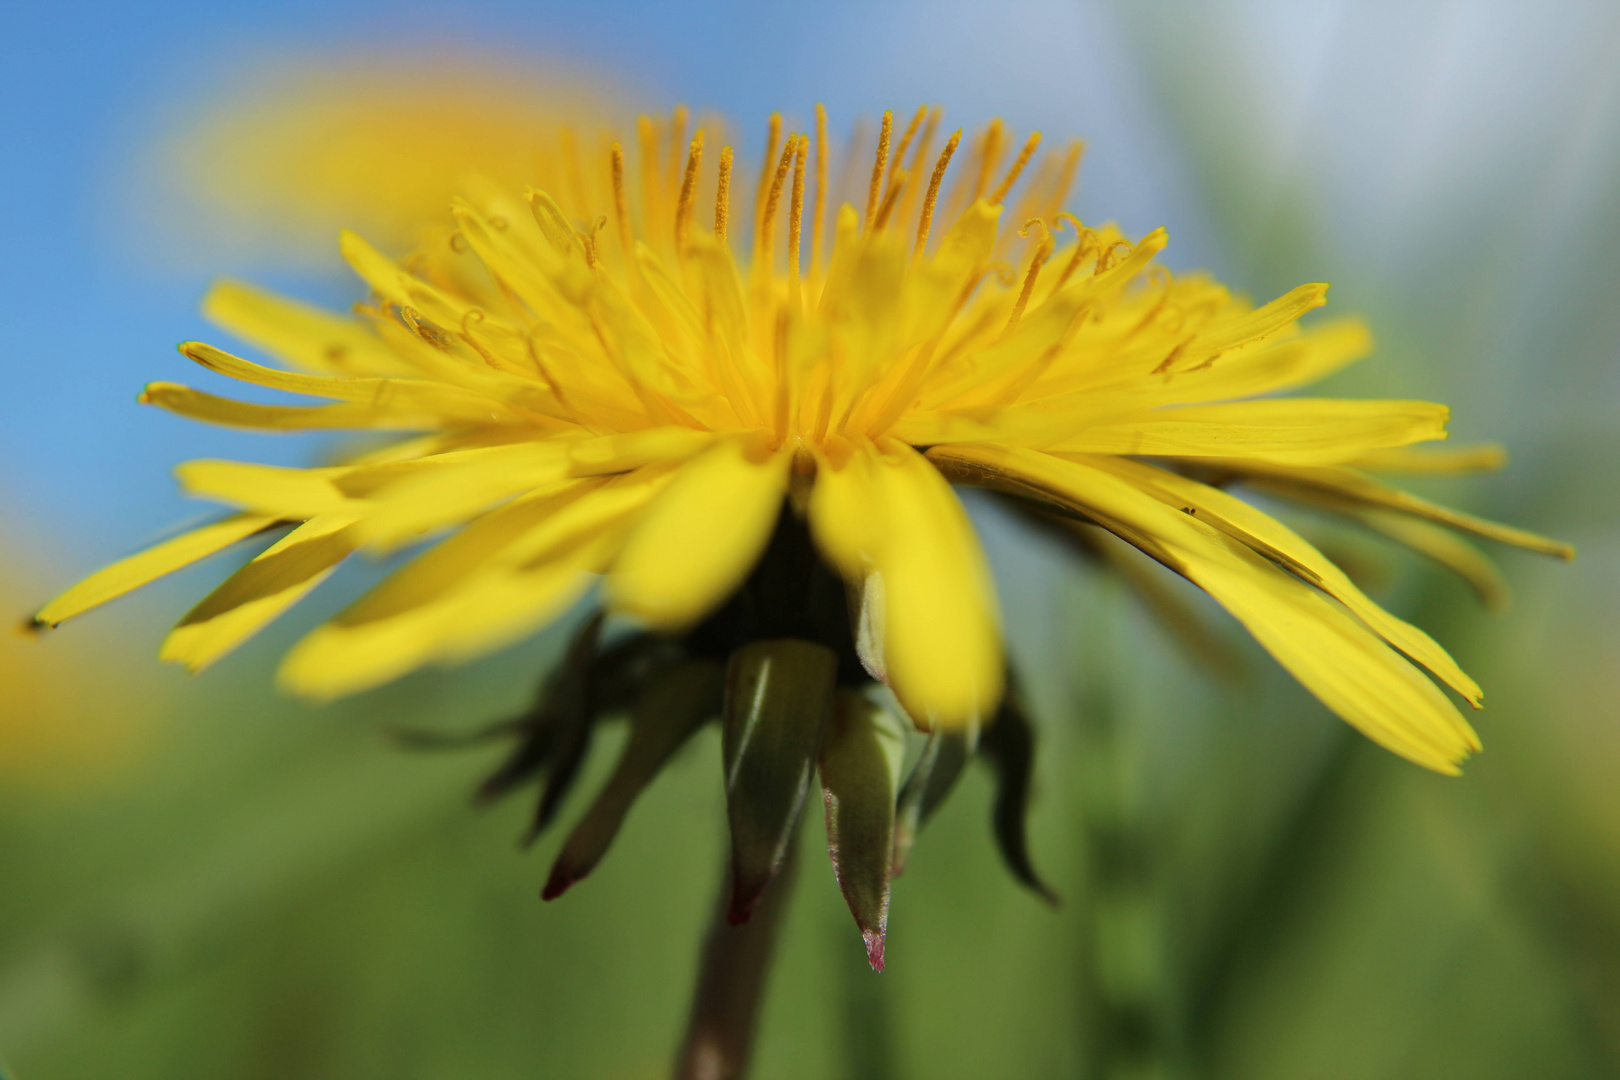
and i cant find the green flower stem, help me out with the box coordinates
[674,843,799,1080]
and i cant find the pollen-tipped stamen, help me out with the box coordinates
[788,134,807,305]
[864,110,893,231]
[715,146,734,242]
[989,131,1042,205]
[970,118,1006,203]
[610,144,636,268]
[1004,219,1056,335]
[914,129,963,260]
[810,103,829,279]
[675,130,705,253]
[754,112,783,241]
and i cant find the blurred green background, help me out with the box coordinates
[3,1,1617,1077]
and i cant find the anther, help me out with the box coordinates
[885,105,927,199]
[674,130,705,253]
[1051,212,1095,291]
[865,110,893,231]
[789,134,807,304]
[1004,219,1055,334]
[913,129,962,260]
[716,146,734,241]
[758,136,798,264]
[970,119,1005,203]
[610,144,635,264]
[811,103,829,278]
[755,113,783,238]
[989,132,1041,205]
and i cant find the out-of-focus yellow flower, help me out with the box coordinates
[39,104,1569,780]
[156,54,628,260]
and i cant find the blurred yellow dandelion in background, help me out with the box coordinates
[37,104,1570,777]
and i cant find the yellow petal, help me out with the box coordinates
[161,513,361,673]
[929,445,1478,771]
[608,434,790,629]
[281,473,665,699]
[139,382,468,431]
[1348,443,1507,475]
[1048,399,1450,463]
[201,280,407,376]
[354,443,580,551]
[1225,461,1576,559]
[1086,456,1482,704]
[807,435,882,579]
[33,514,282,628]
[865,441,1003,728]
[567,426,715,476]
[1351,508,1510,611]
[176,460,353,518]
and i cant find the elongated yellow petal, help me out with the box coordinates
[354,443,581,551]
[1351,508,1510,610]
[202,279,407,377]
[161,513,361,672]
[807,436,884,579]
[140,382,449,431]
[176,460,353,518]
[609,435,790,628]
[1349,443,1507,475]
[929,445,1478,771]
[1223,461,1576,559]
[1086,456,1482,704]
[33,514,282,628]
[1048,399,1449,463]
[280,473,666,699]
[865,441,1003,728]
[567,426,714,476]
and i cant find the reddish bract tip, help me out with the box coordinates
[863,928,886,973]
[541,862,578,902]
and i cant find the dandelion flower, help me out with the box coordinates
[33,105,1571,967]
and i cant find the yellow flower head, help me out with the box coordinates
[37,105,1571,783]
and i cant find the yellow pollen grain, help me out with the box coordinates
[758,136,797,266]
[637,116,661,242]
[1005,219,1055,334]
[788,134,807,304]
[970,118,1005,203]
[715,145,733,241]
[865,110,893,231]
[810,103,829,278]
[990,131,1042,205]
[674,129,705,252]
[755,113,783,239]
[914,129,963,260]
